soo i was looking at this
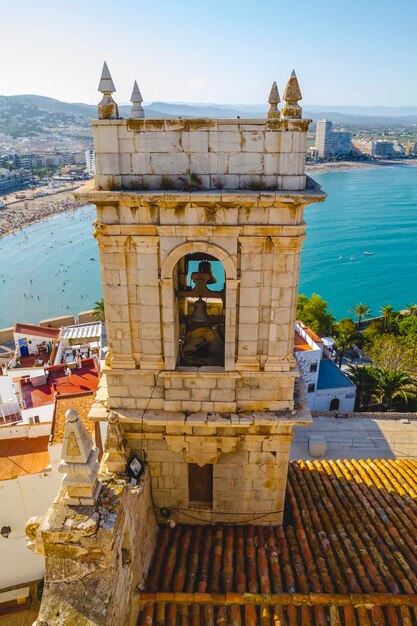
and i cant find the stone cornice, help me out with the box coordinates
[94,224,307,238]
[74,183,326,208]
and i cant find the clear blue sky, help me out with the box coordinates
[1,0,416,106]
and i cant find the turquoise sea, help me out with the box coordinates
[0,164,416,328]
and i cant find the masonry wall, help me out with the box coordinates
[121,416,295,524]
[32,469,157,626]
[93,118,308,192]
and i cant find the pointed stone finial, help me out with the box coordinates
[130,80,145,119]
[102,411,130,473]
[97,61,119,120]
[267,81,280,120]
[58,408,101,505]
[98,61,116,93]
[282,70,302,119]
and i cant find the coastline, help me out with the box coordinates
[306,158,417,174]
[0,186,85,238]
[2,159,417,237]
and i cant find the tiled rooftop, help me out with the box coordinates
[294,331,312,352]
[0,436,50,480]
[18,361,99,409]
[137,458,417,625]
[51,392,96,445]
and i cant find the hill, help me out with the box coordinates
[1,94,417,140]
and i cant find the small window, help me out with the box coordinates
[188,464,213,505]
[307,383,315,393]
[310,363,318,373]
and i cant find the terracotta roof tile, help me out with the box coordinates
[50,392,95,445]
[137,459,417,625]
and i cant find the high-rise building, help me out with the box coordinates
[315,119,334,158]
[371,140,395,158]
[85,148,95,175]
[315,119,352,158]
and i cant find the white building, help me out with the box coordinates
[13,323,60,365]
[294,321,356,412]
[315,119,333,158]
[85,147,96,176]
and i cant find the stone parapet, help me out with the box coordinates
[91,117,311,192]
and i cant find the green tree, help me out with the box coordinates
[398,316,417,362]
[406,303,417,317]
[92,299,105,321]
[369,334,413,372]
[346,364,378,411]
[350,303,371,330]
[333,318,359,368]
[380,304,394,332]
[296,294,335,337]
[373,368,416,410]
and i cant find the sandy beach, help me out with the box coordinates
[0,186,85,237]
[306,158,417,174]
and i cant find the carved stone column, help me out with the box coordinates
[133,236,164,370]
[96,233,136,369]
[236,237,264,371]
[264,236,304,371]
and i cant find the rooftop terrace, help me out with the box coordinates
[17,359,99,410]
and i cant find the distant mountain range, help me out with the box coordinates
[1,94,417,140]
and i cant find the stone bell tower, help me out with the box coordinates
[75,64,326,524]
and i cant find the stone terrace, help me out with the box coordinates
[136,458,417,625]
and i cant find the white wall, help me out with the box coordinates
[0,457,62,590]
[14,332,53,357]
[0,421,51,440]
[313,387,356,413]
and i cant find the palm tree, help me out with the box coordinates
[333,318,359,368]
[373,368,416,410]
[380,304,394,332]
[346,364,378,411]
[350,303,371,330]
[92,299,105,321]
[406,303,417,317]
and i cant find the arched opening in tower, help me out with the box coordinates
[175,253,225,368]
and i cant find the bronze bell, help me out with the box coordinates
[190,297,210,323]
[198,260,217,285]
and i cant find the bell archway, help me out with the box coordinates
[160,242,238,371]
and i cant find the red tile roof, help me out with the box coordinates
[137,459,417,625]
[14,323,60,339]
[51,392,96,445]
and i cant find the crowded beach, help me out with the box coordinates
[0,186,84,237]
